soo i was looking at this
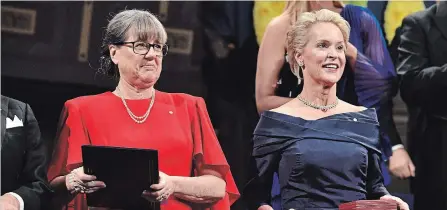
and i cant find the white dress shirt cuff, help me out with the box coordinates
[392,144,405,151]
[6,192,24,210]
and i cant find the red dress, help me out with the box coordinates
[47,91,240,210]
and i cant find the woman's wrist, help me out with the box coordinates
[168,176,180,194]
[65,173,77,194]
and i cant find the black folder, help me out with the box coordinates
[81,145,160,210]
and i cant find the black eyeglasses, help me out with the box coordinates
[113,41,168,56]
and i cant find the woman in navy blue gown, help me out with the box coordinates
[244,9,409,210]
[254,1,415,209]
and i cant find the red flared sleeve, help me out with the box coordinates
[47,100,90,181]
[190,97,240,209]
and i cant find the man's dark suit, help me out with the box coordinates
[1,95,51,210]
[397,2,447,210]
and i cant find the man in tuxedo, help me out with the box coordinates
[397,1,447,209]
[1,95,51,210]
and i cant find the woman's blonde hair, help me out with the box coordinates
[283,0,344,25]
[286,9,350,75]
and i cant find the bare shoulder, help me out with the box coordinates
[337,100,367,113]
[269,99,304,115]
[268,13,289,29]
[264,13,290,38]
[270,106,288,114]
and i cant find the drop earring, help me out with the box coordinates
[296,61,304,85]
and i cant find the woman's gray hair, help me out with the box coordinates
[98,9,168,77]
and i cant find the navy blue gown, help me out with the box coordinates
[270,7,400,208]
[244,109,389,210]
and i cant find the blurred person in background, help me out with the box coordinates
[200,2,260,209]
[397,1,447,209]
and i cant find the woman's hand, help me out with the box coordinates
[142,171,176,202]
[346,42,358,59]
[345,42,358,69]
[65,167,106,194]
[380,195,409,210]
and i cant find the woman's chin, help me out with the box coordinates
[319,77,340,86]
[136,71,159,81]
[133,76,158,88]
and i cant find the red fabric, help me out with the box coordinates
[339,200,398,210]
[47,91,240,210]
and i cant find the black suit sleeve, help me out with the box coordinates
[397,15,447,108]
[13,104,50,210]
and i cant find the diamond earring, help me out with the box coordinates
[295,62,303,85]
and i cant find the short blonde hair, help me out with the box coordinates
[286,9,350,72]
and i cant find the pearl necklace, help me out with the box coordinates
[297,94,338,112]
[116,87,155,124]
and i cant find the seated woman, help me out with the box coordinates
[47,9,239,210]
[244,9,408,210]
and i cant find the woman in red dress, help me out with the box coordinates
[47,9,239,210]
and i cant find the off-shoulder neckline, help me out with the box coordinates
[263,108,375,122]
